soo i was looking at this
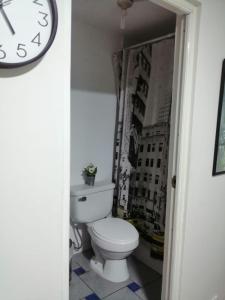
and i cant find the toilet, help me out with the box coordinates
[70,181,139,282]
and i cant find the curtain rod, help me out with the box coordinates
[124,32,175,51]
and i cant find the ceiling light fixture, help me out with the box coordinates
[117,0,134,30]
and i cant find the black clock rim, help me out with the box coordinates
[0,0,58,69]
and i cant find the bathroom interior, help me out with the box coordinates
[70,0,177,299]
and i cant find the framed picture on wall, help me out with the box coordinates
[213,59,225,176]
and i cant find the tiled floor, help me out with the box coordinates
[70,250,162,300]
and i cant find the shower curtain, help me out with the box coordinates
[112,37,175,260]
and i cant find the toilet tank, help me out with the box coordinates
[70,181,115,223]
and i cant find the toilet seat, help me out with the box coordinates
[88,218,139,252]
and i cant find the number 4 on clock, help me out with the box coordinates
[31,33,41,46]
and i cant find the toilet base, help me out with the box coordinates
[90,256,129,283]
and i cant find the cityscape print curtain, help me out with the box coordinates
[112,37,175,260]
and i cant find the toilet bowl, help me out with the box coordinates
[87,217,139,282]
[70,181,139,282]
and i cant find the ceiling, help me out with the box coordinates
[72,0,176,44]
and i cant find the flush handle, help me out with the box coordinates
[78,196,87,202]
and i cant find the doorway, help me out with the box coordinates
[67,1,200,300]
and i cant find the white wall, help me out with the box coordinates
[70,17,120,185]
[180,1,225,299]
[3,1,225,300]
[70,18,120,253]
[71,90,116,185]
[0,1,71,300]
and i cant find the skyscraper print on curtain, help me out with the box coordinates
[112,38,175,260]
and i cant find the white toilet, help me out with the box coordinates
[70,181,139,282]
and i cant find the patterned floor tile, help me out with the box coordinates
[71,257,80,270]
[85,293,100,300]
[128,256,160,286]
[127,282,141,292]
[136,278,162,300]
[70,252,162,299]
[80,270,132,299]
[74,266,86,276]
[104,287,140,300]
[72,250,94,271]
[69,273,92,300]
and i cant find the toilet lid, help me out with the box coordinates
[91,218,138,244]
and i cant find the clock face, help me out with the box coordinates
[0,0,58,68]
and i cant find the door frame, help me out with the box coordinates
[148,1,201,300]
[63,1,201,300]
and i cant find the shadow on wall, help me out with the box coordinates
[70,16,176,94]
[0,60,40,78]
[124,19,176,48]
[70,17,121,94]
[70,17,120,185]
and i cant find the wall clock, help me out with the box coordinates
[0,0,58,68]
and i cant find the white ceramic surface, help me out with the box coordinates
[70,181,115,223]
[88,218,139,252]
[70,182,139,282]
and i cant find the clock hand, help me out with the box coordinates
[0,3,15,35]
[0,0,12,7]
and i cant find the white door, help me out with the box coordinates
[161,14,186,300]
